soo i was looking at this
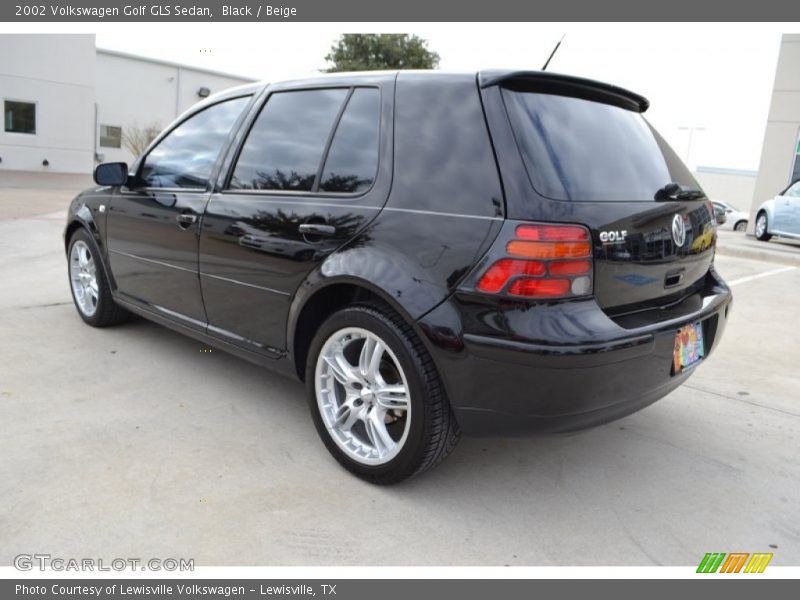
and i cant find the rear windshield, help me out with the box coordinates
[501,88,697,202]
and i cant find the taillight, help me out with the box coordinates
[476,223,593,299]
[476,259,546,293]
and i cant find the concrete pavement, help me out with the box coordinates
[0,180,798,566]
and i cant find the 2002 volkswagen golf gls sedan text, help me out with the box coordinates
[65,70,732,483]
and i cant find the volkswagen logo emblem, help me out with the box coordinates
[672,214,687,247]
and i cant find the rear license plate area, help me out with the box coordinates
[672,321,705,374]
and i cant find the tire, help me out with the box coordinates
[67,228,130,327]
[734,220,748,233]
[755,212,772,241]
[306,303,460,484]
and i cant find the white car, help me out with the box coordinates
[712,200,749,232]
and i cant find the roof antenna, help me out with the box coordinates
[542,34,565,71]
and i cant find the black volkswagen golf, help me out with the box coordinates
[65,70,732,484]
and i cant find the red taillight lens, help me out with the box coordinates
[508,278,570,298]
[477,259,546,293]
[549,260,591,276]
[515,224,589,241]
[475,223,594,299]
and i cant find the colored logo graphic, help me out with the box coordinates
[673,323,704,372]
[696,552,773,573]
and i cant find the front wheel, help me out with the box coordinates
[306,304,460,484]
[734,220,748,233]
[755,212,772,241]
[67,228,130,327]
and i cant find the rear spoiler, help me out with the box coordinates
[479,70,649,113]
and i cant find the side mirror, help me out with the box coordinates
[94,162,129,187]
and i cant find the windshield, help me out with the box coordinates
[502,88,698,202]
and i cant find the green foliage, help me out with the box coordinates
[324,34,440,73]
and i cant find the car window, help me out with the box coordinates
[229,88,349,192]
[139,96,250,189]
[786,181,800,197]
[502,89,697,202]
[319,88,380,194]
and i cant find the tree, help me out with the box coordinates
[122,122,162,158]
[324,34,439,73]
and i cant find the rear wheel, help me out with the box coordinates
[306,303,460,484]
[734,220,748,233]
[67,228,130,327]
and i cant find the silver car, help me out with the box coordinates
[755,179,800,241]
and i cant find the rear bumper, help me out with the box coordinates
[419,268,732,435]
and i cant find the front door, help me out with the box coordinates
[780,180,800,235]
[106,95,252,328]
[199,85,388,354]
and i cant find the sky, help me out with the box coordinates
[47,23,797,171]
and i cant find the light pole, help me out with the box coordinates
[678,126,706,168]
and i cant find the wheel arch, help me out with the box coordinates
[756,208,769,231]
[64,203,117,290]
[288,275,437,382]
[64,204,102,253]
[756,201,775,230]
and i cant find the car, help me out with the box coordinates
[754,179,800,241]
[712,200,749,232]
[64,70,732,484]
[712,203,727,227]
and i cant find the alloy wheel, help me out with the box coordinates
[756,214,767,238]
[69,240,99,317]
[315,327,411,465]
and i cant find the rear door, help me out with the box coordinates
[198,82,392,355]
[487,78,716,313]
[106,95,252,327]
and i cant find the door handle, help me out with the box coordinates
[298,223,336,237]
[176,213,198,228]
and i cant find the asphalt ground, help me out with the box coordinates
[1,175,798,566]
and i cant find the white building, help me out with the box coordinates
[0,34,254,174]
[693,166,757,210]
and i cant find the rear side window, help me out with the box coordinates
[319,88,380,193]
[229,88,349,191]
[502,89,696,202]
[139,96,250,189]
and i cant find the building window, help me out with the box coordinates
[99,125,123,149]
[4,100,36,134]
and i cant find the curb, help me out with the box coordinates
[715,244,800,267]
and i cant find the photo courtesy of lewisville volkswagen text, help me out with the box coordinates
[0,0,799,592]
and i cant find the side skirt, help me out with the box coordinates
[113,295,299,381]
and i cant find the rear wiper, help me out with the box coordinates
[654,182,707,202]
